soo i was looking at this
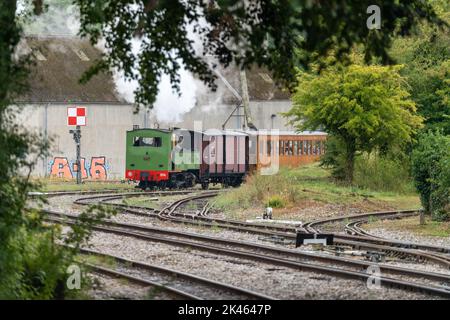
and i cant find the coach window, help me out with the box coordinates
[287,141,293,155]
[279,141,284,155]
[298,141,303,155]
[293,141,298,155]
[267,140,272,156]
[133,137,162,147]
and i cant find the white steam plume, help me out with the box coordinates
[110,5,223,124]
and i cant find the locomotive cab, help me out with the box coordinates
[125,128,172,189]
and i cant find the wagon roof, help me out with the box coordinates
[127,128,172,134]
[237,130,328,136]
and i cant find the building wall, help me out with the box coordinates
[19,103,140,179]
[19,100,295,180]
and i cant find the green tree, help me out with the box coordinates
[285,65,423,183]
[390,0,450,134]
[411,131,450,222]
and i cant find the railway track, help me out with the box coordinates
[55,190,450,269]
[43,209,450,298]
[87,263,199,300]
[38,190,450,297]
[79,247,274,300]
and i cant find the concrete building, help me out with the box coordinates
[17,36,295,180]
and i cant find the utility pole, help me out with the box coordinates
[70,126,82,184]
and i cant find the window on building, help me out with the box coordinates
[280,141,284,155]
[133,137,162,147]
[73,49,90,61]
[33,49,47,61]
[293,141,298,156]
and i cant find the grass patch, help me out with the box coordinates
[212,163,420,216]
[79,254,117,268]
[365,216,450,238]
[354,153,415,194]
[122,197,159,209]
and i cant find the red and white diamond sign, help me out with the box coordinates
[67,107,86,126]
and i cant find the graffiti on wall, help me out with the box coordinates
[49,156,110,180]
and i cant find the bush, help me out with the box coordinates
[267,195,285,208]
[411,130,450,221]
[354,153,415,194]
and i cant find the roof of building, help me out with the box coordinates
[17,36,126,104]
[17,36,290,105]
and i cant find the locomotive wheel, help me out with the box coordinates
[184,172,196,188]
[201,181,209,190]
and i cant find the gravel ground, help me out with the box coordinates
[39,194,449,299]
[85,231,442,300]
[88,274,158,300]
[363,228,450,248]
[215,198,401,223]
[44,194,450,276]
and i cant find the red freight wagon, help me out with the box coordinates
[200,130,249,189]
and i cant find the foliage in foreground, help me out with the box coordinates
[0,1,113,299]
[1,206,113,299]
[285,64,423,183]
[411,130,450,221]
[71,0,443,110]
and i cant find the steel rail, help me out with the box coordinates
[47,209,450,284]
[70,192,450,267]
[79,248,274,300]
[45,211,450,297]
[86,263,202,300]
